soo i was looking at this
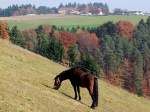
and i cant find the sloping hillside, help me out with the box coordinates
[0,39,150,112]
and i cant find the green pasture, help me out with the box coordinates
[7,15,148,30]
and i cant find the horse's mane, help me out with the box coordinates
[66,66,89,72]
[70,66,99,78]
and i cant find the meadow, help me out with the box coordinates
[0,39,150,112]
[1,14,148,30]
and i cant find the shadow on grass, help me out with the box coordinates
[41,83,53,89]
[60,91,90,107]
[41,83,90,107]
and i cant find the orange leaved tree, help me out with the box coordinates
[116,20,135,40]
[0,21,9,40]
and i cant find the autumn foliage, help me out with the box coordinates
[76,31,100,51]
[116,21,135,40]
[7,17,150,97]
[22,29,37,50]
[0,21,9,40]
[54,32,77,49]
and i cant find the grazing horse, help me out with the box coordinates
[53,67,99,109]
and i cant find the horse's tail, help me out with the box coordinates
[93,77,98,106]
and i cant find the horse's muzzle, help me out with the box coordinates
[53,86,59,90]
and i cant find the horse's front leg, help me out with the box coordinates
[77,86,81,101]
[72,85,77,100]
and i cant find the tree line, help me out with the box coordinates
[1,17,150,97]
[0,2,109,17]
[59,2,109,14]
[0,4,57,16]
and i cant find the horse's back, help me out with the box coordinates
[71,67,95,87]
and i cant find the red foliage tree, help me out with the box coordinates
[76,31,100,51]
[0,21,9,40]
[55,31,77,50]
[142,78,150,96]
[116,21,135,40]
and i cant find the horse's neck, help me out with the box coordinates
[59,73,69,82]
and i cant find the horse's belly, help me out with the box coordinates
[80,84,87,88]
[80,81,88,88]
[77,77,88,87]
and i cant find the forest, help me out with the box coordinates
[0,16,150,97]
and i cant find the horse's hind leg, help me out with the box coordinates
[88,87,96,109]
[90,95,96,109]
[77,86,81,101]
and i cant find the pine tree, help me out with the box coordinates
[67,44,78,66]
[146,16,150,28]
[9,26,25,47]
[79,53,100,77]
[103,45,117,74]
[101,35,119,74]
[47,37,64,62]
[132,48,144,96]
[96,21,117,38]
[137,19,148,33]
[37,34,49,57]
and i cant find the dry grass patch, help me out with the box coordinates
[0,39,150,112]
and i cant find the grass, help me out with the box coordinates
[5,15,148,30]
[0,39,150,112]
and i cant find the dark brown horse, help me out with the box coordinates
[53,67,98,109]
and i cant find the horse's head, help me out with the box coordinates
[53,70,68,90]
[53,75,61,90]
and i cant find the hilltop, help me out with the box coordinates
[0,39,150,112]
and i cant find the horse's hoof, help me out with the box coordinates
[90,105,96,109]
[91,106,95,109]
[79,97,81,101]
[74,97,77,100]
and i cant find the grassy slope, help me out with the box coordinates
[6,15,148,30]
[0,39,150,112]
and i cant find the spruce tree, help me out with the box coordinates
[9,26,25,47]
[47,37,64,62]
[133,48,144,96]
[79,53,100,77]
[67,44,78,66]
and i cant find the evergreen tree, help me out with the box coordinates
[146,16,150,28]
[9,26,25,47]
[141,43,150,76]
[101,35,120,73]
[79,53,100,77]
[137,19,148,33]
[47,37,64,62]
[132,48,144,96]
[115,35,124,62]
[122,38,133,58]
[96,21,117,38]
[67,44,78,66]
[103,44,118,74]
[71,27,77,33]
[37,34,49,57]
